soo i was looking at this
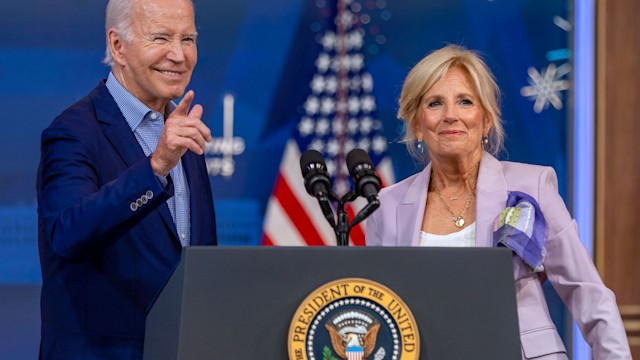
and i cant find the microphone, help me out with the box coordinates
[300,150,332,200]
[346,149,381,202]
[300,150,336,228]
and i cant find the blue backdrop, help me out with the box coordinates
[0,0,572,356]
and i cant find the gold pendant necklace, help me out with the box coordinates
[432,178,474,228]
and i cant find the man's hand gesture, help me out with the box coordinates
[150,90,212,176]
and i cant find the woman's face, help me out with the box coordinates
[414,66,491,162]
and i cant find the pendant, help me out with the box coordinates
[454,217,465,228]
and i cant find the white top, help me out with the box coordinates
[420,223,476,247]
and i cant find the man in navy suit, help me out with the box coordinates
[36,0,217,358]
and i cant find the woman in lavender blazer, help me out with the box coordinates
[365,45,630,359]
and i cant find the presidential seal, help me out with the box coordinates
[288,278,419,360]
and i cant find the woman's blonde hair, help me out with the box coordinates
[397,44,504,162]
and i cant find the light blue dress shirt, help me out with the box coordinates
[106,73,191,246]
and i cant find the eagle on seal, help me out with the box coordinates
[325,322,380,360]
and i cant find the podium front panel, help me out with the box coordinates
[144,247,520,359]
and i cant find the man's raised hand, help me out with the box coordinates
[150,90,212,177]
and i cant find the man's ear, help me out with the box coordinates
[107,29,127,66]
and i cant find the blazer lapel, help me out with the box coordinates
[475,152,509,247]
[397,164,432,246]
[90,82,179,242]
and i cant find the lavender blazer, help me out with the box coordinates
[366,152,630,359]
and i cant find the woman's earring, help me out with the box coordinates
[481,136,489,150]
[417,141,425,154]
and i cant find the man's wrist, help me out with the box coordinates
[150,153,169,177]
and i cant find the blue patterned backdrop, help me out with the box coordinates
[0,0,572,356]
[0,0,571,281]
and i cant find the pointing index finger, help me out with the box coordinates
[174,90,195,116]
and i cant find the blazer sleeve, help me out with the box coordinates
[537,167,631,358]
[38,120,174,263]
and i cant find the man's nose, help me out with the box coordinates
[166,39,186,62]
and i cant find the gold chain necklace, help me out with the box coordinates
[445,187,466,201]
[432,178,475,228]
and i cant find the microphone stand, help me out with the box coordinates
[326,191,379,247]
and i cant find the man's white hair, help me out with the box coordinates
[102,0,196,67]
[103,0,135,67]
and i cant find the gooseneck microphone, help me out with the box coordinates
[300,150,332,199]
[300,150,336,228]
[346,149,381,202]
[346,148,381,228]
[299,148,381,246]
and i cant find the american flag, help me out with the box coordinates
[262,0,395,246]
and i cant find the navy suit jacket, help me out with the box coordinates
[37,81,217,359]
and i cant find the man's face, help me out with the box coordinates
[115,0,197,111]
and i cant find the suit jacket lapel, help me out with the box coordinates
[90,81,179,242]
[475,152,509,247]
[398,164,432,246]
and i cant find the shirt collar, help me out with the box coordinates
[105,72,177,130]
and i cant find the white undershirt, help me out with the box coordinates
[420,222,476,247]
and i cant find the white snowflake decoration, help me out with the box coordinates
[520,63,571,113]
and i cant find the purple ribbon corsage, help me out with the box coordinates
[493,191,548,272]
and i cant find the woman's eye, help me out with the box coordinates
[426,100,441,108]
[459,99,473,106]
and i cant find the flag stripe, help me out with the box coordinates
[263,194,307,246]
[279,140,337,245]
[264,140,338,246]
[274,174,327,246]
[262,233,274,246]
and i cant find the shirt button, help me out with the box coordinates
[150,113,158,120]
[181,233,186,239]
